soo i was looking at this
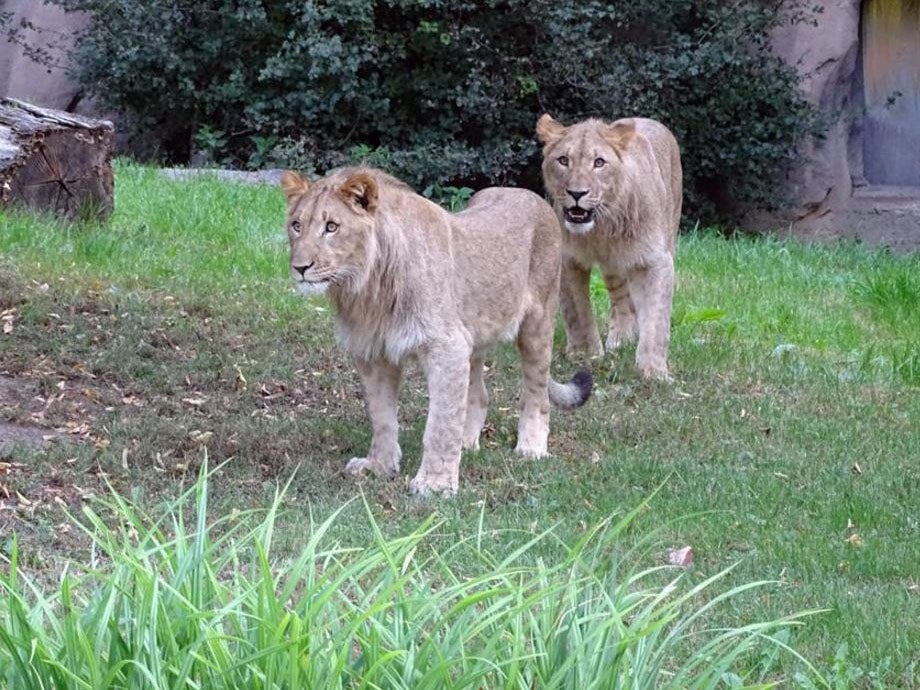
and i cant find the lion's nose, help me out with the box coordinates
[567,189,589,202]
[292,262,314,277]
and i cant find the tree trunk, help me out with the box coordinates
[0,98,114,220]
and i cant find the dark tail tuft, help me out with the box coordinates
[549,369,594,410]
[570,369,594,407]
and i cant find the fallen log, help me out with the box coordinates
[0,98,114,220]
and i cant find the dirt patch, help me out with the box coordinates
[0,420,51,453]
[0,375,64,452]
[0,373,33,405]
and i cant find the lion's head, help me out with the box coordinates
[280,169,380,296]
[536,114,636,234]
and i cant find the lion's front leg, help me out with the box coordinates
[410,338,471,496]
[629,255,674,380]
[560,258,603,357]
[603,271,637,351]
[345,357,402,478]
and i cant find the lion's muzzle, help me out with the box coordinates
[563,205,596,234]
[563,206,595,224]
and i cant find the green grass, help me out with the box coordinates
[0,161,918,686]
[0,464,825,689]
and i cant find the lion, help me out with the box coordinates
[536,114,682,380]
[280,167,592,495]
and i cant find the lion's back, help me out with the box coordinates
[450,187,562,343]
[628,118,683,240]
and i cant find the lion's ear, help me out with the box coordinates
[280,171,310,205]
[604,119,637,155]
[338,172,379,214]
[536,114,566,146]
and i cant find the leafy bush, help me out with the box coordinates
[49,0,821,223]
[0,462,826,688]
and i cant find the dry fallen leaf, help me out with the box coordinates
[667,546,694,567]
[189,430,214,446]
[845,533,864,547]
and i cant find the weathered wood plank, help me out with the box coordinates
[0,98,114,220]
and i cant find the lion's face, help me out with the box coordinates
[280,171,379,296]
[536,115,636,234]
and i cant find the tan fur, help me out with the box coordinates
[281,167,591,495]
[537,114,683,379]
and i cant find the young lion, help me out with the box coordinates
[536,114,682,380]
[280,167,592,495]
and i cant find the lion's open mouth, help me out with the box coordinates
[563,207,595,224]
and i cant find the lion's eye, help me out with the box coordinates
[290,220,302,234]
[557,156,569,167]
[593,157,606,168]
[324,221,339,234]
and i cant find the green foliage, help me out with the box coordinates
[49,0,821,223]
[850,260,920,332]
[423,183,475,211]
[0,461,825,688]
[849,258,920,385]
[0,166,917,684]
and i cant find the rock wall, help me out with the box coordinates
[771,0,863,215]
[755,0,919,251]
[0,1,87,112]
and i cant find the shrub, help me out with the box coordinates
[0,462,827,688]
[49,0,821,223]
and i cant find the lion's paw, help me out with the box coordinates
[637,364,672,382]
[408,473,458,497]
[515,441,548,459]
[345,457,398,479]
[566,341,604,359]
[461,435,480,451]
[606,332,636,351]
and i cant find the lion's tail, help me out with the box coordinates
[549,370,594,410]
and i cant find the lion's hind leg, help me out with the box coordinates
[462,353,489,451]
[514,312,553,459]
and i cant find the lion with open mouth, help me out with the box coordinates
[537,114,682,380]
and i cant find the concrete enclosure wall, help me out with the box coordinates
[759,0,919,250]
[0,1,86,111]
[862,0,920,186]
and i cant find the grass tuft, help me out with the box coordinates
[851,262,920,331]
[0,461,826,689]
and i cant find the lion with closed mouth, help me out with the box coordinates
[281,167,592,495]
[537,114,682,380]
